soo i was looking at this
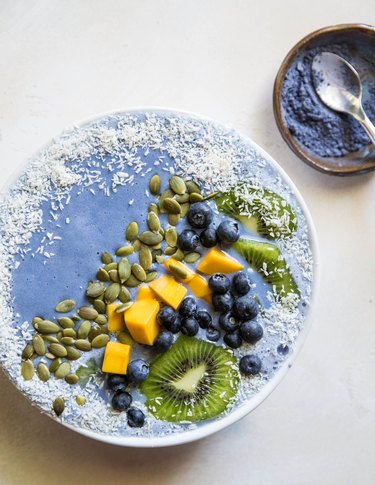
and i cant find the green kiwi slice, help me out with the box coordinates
[140,336,239,423]
[215,184,297,239]
[233,238,299,296]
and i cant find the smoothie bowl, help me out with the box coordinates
[0,109,318,447]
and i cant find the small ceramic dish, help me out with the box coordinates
[273,23,375,176]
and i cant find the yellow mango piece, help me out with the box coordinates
[102,342,131,375]
[124,299,160,345]
[187,274,212,301]
[197,248,243,274]
[149,275,187,310]
[164,258,195,282]
[107,303,125,332]
[136,285,156,301]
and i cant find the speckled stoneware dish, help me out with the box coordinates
[274,23,375,176]
[0,109,319,447]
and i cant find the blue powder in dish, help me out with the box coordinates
[281,42,375,158]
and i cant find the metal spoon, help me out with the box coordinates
[312,51,375,144]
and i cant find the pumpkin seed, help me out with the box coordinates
[163,198,181,214]
[88,324,102,342]
[71,315,81,322]
[62,328,76,338]
[145,271,158,282]
[119,286,131,303]
[115,302,133,313]
[116,245,134,257]
[173,248,185,261]
[186,180,201,194]
[132,239,141,252]
[54,362,71,379]
[105,283,121,303]
[60,336,75,346]
[104,262,118,272]
[30,352,38,360]
[117,332,135,345]
[189,192,204,203]
[139,231,163,246]
[147,211,161,232]
[149,174,161,195]
[55,299,76,313]
[168,263,188,280]
[180,202,190,218]
[49,358,62,372]
[118,258,131,283]
[32,316,43,329]
[96,267,110,282]
[148,202,158,214]
[66,346,81,361]
[45,352,56,360]
[86,282,105,299]
[37,320,60,334]
[183,252,201,264]
[65,373,79,385]
[126,221,139,241]
[168,213,180,226]
[93,299,106,314]
[108,269,120,283]
[174,192,189,204]
[203,191,219,201]
[165,227,178,247]
[139,246,152,270]
[76,395,86,406]
[150,242,162,250]
[22,344,34,360]
[155,254,167,264]
[21,360,34,380]
[132,263,147,282]
[37,362,50,382]
[32,335,46,356]
[43,335,60,344]
[77,320,91,339]
[124,274,142,288]
[169,175,186,195]
[164,246,177,256]
[75,339,92,351]
[101,251,113,264]
[91,334,110,348]
[95,314,107,325]
[78,306,98,320]
[159,189,174,213]
[53,397,65,416]
[58,317,75,329]
[48,343,68,358]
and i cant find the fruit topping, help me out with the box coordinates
[149,275,188,309]
[181,316,200,336]
[157,306,180,333]
[136,285,156,301]
[102,342,131,375]
[200,225,217,248]
[187,202,213,229]
[187,274,212,302]
[205,326,221,342]
[239,355,262,375]
[112,391,133,411]
[107,373,129,393]
[127,408,146,428]
[212,292,234,313]
[154,330,174,352]
[239,321,263,343]
[219,313,238,333]
[223,330,243,349]
[216,220,240,244]
[208,273,231,294]
[124,299,161,345]
[196,310,212,329]
[179,296,197,317]
[232,296,259,321]
[197,248,244,274]
[231,272,251,296]
[178,229,200,252]
[164,258,195,282]
[127,359,150,383]
[107,303,125,332]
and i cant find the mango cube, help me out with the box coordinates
[107,303,125,332]
[187,274,211,300]
[149,275,187,309]
[124,299,160,345]
[102,342,131,375]
[136,285,156,301]
[197,248,244,274]
[164,258,195,282]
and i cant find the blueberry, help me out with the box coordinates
[127,407,146,428]
[154,330,174,352]
[200,225,217,248]
[232,296,259,321]
[219,313,238,332]
[127,359,149,383]
[196,309,212,329]
[216,220,240,244]
[107,374,129,393]
[223,329,242,349]
[187,202,213,229]
[239,321,263,343]
[212,292,234,313]
[239,355,262,375]
[208,273,231,294]
[181,316,199,336]
[179,296,197,317]
[112,391,132,411]
[157,306,180,333]
[232,272,251,296]
[206,326,221,342]
[178,229,200,252]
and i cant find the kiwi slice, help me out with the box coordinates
[215,184,297,239]
[140,336,239,423]
[233,238,299,296]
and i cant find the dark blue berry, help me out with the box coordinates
[277,344,289,355]
[239,355,262,375]
[181,316,199,336]
[206,326,221,342]
[212,292,234,313]
[196,310,212,329]
[223,329,242,349]
[154,330,174,352]
[216,220,240,244]
[239,321,263,343]
[208,273,231,294]
[200,225,217,248]
[232,296,259,321]
[178,229,200,251]
[127,359,149,383]
[219,313,238,332]
[107,374,129,393]
[187,202,213,229]
[232,272,251,296]
[157,306,180,333]
[112,391,132,411]
[179,296,197,317]
[127,407,145,427]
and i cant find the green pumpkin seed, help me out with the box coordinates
[117,332,135,345]
[189,192,204,203]
[37,362,50,382]
[75,339,92,352]
[37,320,60,334]
[105,283,121,303]
[155,254,167,264]
[45,352,56,360]
[150,242,162,250]
[104,262,118,272]
[164,246,177,256]
[149,174,161,195]
[169,175,186,195]
[55,299,76,313]
[165,227,178,247]
[57,331,63,341]
[173,248,185,261]
[186,180,201,194]
[180,202,190,218]
[78,306,98,320]
[58,317,75,329]
[63,327,76,338]
[168,263,188,279]
[183,252,201,264]
[60,336,75,346]
[22,344,34,360]
[32,316,43,329]
[88,325,102,342]
[139,246,152,270]
[93,299,106,314]
[139,231,163,246]
[53,397,65,416]
[145,271,158,282]
[168,213,180,226]
[148,203,158,214]
[203,191,219,201]
[132,263,147,282]
[108,269,120,283]
[71,315,81,322]
[126,221,139,241]
[65,373,79,385]
[76,396,86,406]
[49,358,62,372]
[66,347,81,361]
[32,335,46,356]
[159,189,174,213]
[101,251,113,264]
[48,343,67,358]
[115,302,133,313]
[21,360,34,380]
[116,245,134,257]
[163,198,181,214]
[77,320,91,339]
[86,282,105,299]
[147,212,161,232]
[118,258,131,283]
[96,267,110,282]
[174,193,189,204]
[30,352,38,360]
[91,334,110,349]
[132,239,141,252]
[43,335,60,344]
[55,362,71,379]
[124,274,142,288]
[119,286,131,303]
[95,314,107,325]
[152,249,162,262]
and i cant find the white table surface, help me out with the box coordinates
[0,1,374,484]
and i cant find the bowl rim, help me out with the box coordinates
[0,106,320,448]
[273,23,375,176]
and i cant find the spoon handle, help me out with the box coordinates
[358,111,375,145]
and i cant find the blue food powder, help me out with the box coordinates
[281,42,375,158]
